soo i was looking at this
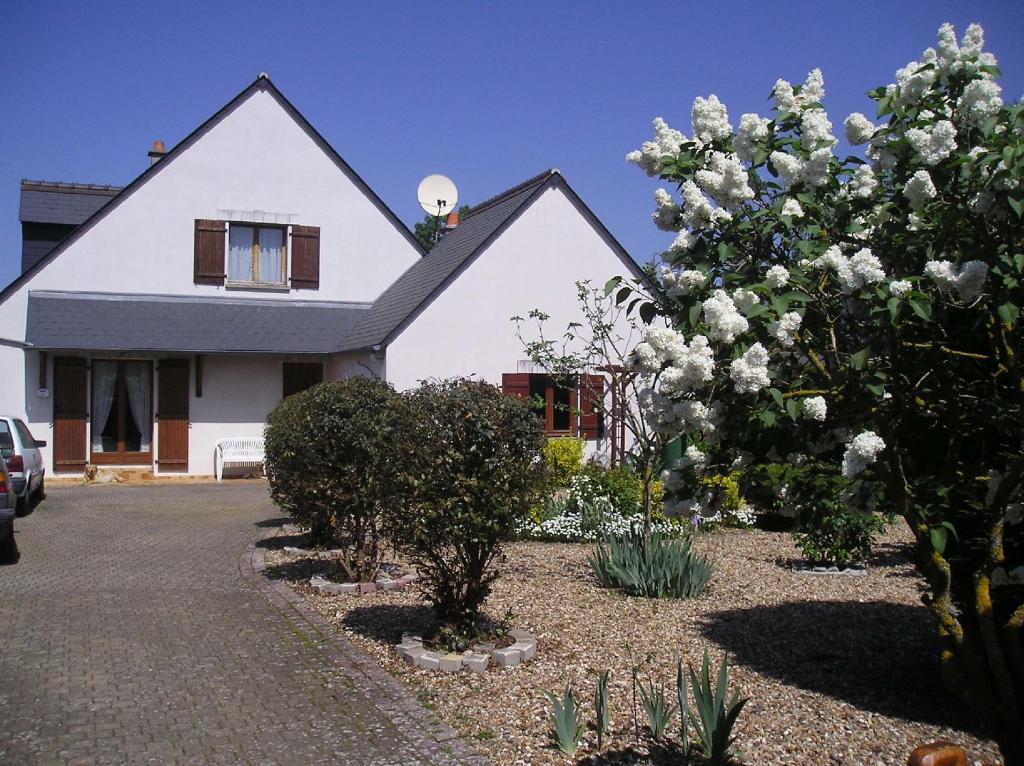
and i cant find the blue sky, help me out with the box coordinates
[1,1,1021,287]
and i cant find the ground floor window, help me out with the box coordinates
[282,362,324,399]
[502,372,605,439]
[91,360,152,459]
[528,374,576,435]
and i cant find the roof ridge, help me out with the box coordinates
[21,179,123,193]
[463,169,557,219]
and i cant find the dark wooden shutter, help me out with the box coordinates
[53,357,88,473]
[290,225,320,289]
[578,374,605,440]
[194,219,226,285]
[157,359,190,472]
[283,363,324,398]
[501,373,530,400]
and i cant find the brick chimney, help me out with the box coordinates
[147,140,166,166]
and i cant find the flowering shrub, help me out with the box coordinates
[516,507,686,543]
[619,23,1024,756]
[544,437,585,488]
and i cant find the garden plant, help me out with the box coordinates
[264,377,400,582]
[615,22,1023,757]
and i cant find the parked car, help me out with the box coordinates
[0,456,16,560]
[0,417,46,516]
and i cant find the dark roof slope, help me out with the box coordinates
[339,169,644,351]
[1,74,425,305]
[20,180,122,225]
[26,291,370,354]
[339,170,557,350]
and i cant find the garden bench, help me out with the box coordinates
[214,437,266,481]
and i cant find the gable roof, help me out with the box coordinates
[26,291,370,355]
[1,74,425,305]
[20,180,122,226]
[339,169,644,351]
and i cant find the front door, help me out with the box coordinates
[53,357,88,473]
[157,359,189,473]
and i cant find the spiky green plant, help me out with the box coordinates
[676,657,690,757]
[687,649,748,765]
[545,685,586,754]
[638,676,677,741]
[594,670,611,750]
[589,528,714,598]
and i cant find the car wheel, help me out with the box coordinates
[33,476,45,504]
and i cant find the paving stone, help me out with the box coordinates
[492,647,521,667]
[416,652,442,671]
[510,641,536,661]
[463,654,489,673]
[358,582,377,594]
[508,628,536,646]
[439,654,463,673]
[0,483,482,766]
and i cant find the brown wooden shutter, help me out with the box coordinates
[194,219,226,285]
[290,225,320,289]
[53,357,88,473]
[282,362,324,399]
[501,373,530,400]
[578,374,605,440]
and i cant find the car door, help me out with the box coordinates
[14,420,42,489]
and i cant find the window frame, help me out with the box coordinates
[528,374,577,436]
[226,222,289,288]
[90,359,154,465]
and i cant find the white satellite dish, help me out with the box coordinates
[417,174,458,217]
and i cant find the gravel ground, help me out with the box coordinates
[262,526,1003,766]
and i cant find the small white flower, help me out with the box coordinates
[730,343,771,394]
[668,230,696,254]
[691,94,732,144]
[841,431,886,478]
[780,199,804,219]
[765,264,791,288]
[959,79,1003,125]
[889,279,912,296]
[703,289,749,343]
[735,113,770,163]
[844,112,876,145]
[803,396,827,421]
[768,311,802,348]
[653,188,680,231]
[627,117,686,176]
[904,170,937,210]
[906,120,958,165]
[684,445,708,470]
[801,108,836,147]
[846,165,878,198]
[924,259,989,301]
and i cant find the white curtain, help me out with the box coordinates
[228,225,254,282]
[91,361,117,451]
[258,228,283,284]
[124,362,151,453]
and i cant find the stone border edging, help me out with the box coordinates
[241,528,491,766]
[395,628,537,673]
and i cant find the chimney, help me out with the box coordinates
[147,140,166,166]
[444,211,460,230]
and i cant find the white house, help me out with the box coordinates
[0,75,643,477]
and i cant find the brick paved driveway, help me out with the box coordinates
[0,483,477,766]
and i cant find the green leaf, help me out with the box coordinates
[688,302,703,329]
[1003,145,1016,170]
[616,287,632,305]
[758,410,777,427]
[908,299,932,322]
[998,302,1020,325]
[850,347,871,370]
[785,399,800,422]
[604,276,623,296]
[930,526,948,555]
[768,388,784,409]
[1008,196,1024,218]
[639,302,657,324]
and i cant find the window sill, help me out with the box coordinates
[225,281,290,293]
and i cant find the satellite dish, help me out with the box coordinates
[417,174,458,217]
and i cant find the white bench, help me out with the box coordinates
[214,437,266,481]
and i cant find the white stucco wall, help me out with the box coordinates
[384,184,641,460]
[0,82,419,474]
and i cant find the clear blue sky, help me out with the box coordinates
[1,1,1021,288]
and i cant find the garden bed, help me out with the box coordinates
[263,526,1003,765]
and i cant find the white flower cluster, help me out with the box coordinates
[729,343,771,394]
[889,279,912,297]
[735,113,770,163]
[703,289,749,343]
[516,509,684,543]
[801,109,836,147]
[841,431,886,478]
[691,94,732,144]
[684,444,708,470]
[845,165,878,198]
[904,170,937,210]
[768,311,802,348]
[780,198,804,218]
[959,78,1003,126]
[660,267,705,297]
[668,230,696,254]
[844,112,876,145]
[803,396,827,422]
[732,288,761,315]
[923,259,989,301]
[631,328,715,394]
[680,180,731,229]
[906,120,958,165]
[773,69,825,112]
[770,148,832,189]
[765,264,791,288]
[811,246,886,294]
[653,188,680,231]
[626,117,685,176]
[695,151,754,208]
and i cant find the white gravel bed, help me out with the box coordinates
[263,526,1003,766]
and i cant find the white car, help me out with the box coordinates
[0,417,46,516]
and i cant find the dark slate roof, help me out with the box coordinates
[339,170,557,351]
[26,291,371,354]
[19,180,122,225]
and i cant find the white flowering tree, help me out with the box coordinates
[617,24,1023,757]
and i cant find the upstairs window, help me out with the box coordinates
[228,224,286,286]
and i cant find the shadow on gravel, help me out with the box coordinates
[341,604,438,645]
[262,558,335,582]
[576,743,713,765]
[254,517,291,528]
[700,600,979,730]
[256,533,308,551]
